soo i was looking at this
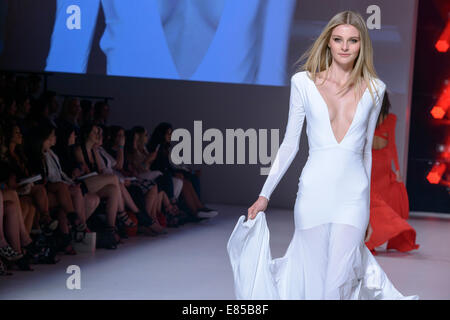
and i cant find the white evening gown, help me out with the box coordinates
[227,71,419,300]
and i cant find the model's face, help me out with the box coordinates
[328,24,361,65]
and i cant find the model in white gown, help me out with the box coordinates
[227,70,419,300]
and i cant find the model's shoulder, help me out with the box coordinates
[371,77,386,91]
[290,71,308,83]
[388,113,397,122]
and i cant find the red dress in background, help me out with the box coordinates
[365,113,420,254]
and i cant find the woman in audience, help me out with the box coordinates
[56,97,81,137]
[27,125,89,254]
[42,126,101,242]
[39,90,59,128]
[74,124,136,242]
[80,99,94,126]
[104,126,182,231]
[2,121,58,233]
[148,122,218,219]
[126,126,181,231]
[93,101,109,128]
[14,95,32,131]
[2,94,18,124]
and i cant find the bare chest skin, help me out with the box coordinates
[314,72,367,143]
[157,0,226,26]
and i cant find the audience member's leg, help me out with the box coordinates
[2,190,33,251]
[180,179,203,214]
[46,182,76,214]
[3,199,22,253]
[145,186,159,220]
[0,192,7,248]
[19,196,35,233]
[84,193,100,221]
[120,183,139,213]
[84,175,121,227]
[93,184,119,227]
[68,184,87,225]
[30,184,52,224]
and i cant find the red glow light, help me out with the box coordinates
[435,19,450,52]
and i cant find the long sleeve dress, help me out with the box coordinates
[227,71,419,300]
[365,113,420,253]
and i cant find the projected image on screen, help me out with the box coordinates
[45,0,297,86]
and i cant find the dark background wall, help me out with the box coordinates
[1,0,424,212]
[406,0,450,214]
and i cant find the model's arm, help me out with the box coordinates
[258,74,306,201]
[256,0,297,86]
[388,114,401,172]
[363,81,386,195]
[46,0,101,73]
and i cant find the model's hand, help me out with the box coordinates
[364,223,373,242]
[247,196,268,220]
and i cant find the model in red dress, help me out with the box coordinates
[365,93,419,254]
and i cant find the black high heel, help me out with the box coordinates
[117,211,137,228]
[15,256,34,271]
[22,241,42,262]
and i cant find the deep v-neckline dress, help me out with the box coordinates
[227,71,419,300]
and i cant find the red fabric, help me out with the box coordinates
[366,193,419,252]
[157,210,167,227]
[125,212,138,237]
[365,113,419,252]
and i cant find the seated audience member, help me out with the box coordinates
[103,126,183,231]
[74,124,138,244]
[2,121,58,233]
[149,122,217,219]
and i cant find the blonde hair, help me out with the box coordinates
[295,10,381,105]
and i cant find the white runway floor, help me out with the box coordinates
[0,203,449,300]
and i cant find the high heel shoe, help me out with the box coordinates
[15,256,34,271]
[40,215,59,235]
[0,245,23,261]
[117,211,137,228]
[22,241,42,262]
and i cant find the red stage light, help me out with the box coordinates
[426,163,446,184]
[435,19,450,52]
[430,82,450,119]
